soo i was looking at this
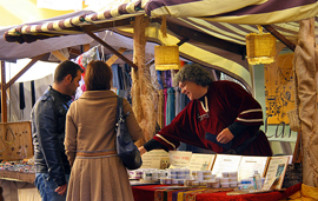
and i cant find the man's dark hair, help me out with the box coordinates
[85,60,112,90]
[54,60,83,83]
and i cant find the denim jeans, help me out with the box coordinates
[35,173,69,201]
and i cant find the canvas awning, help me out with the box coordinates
[3,0,318,90]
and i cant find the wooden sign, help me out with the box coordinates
[0,121,33,160]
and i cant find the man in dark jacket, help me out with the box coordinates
[31,60,82,201]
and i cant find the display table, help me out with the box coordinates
[131,183,301,201]
[0,170,34,184]
[0,170,39,201]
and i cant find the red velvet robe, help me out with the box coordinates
[153,80,272,156]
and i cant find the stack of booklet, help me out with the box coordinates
[140,150,291,190]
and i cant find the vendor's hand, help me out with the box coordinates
[216,128,234,144]
[55,184,67,195]
[138,146,147,156]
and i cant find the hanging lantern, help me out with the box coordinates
[246,26,276,65]
[154,45,180,71]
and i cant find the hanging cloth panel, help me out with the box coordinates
[294,18,318,186]
[31,80,36,107]
[166,87,176,125]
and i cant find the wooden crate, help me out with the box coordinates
[0,121,33,160]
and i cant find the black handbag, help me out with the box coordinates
[115,97,142,170]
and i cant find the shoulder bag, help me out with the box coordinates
[115,97,142,170]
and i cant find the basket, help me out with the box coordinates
[154,45,180,71]
[246,32,276,65]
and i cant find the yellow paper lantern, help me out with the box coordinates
[246,27,276,65]
[154,45,180,71]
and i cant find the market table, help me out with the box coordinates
[131,183,301,201]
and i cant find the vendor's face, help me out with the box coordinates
[179,81,202,100]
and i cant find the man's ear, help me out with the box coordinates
[64,74,73,84]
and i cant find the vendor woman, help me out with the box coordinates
[139,63,272,156]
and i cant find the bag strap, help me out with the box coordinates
[116,96,130,122]
[116,97,123,122]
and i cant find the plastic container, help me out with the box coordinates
[252,170,262,190]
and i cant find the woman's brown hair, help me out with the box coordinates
[85,60,112,90]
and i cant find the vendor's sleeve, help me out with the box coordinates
[144,139,169,152]
[150,102,204,151]
[228,121,259,136]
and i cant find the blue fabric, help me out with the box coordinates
[166,87,175,125]
[179,92,189,112]
[35,173,69,201]
[156,71,165,89]
[112,64,120,89]
[117,65,124,89]
[174,87,181,115]
[165,70,172,88]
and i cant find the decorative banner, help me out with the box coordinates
[264,53,296,124]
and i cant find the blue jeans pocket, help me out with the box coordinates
[35,173,66,201]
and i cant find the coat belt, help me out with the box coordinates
[76,150,117,158]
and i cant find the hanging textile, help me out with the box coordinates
[158,89,165,129]
[166,87,175,125]
[265,53,296,124]
[31,80,36,107]
[19,83,25,110]
[112,64,120,90]
[294,18,318,186]
[163,88,168,127]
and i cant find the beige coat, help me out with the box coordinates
[65,90,143,201]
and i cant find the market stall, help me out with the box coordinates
[0,0,317,200]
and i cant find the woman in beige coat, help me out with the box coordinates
[65,60,143,201]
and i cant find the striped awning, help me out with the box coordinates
[146,0,318,24]
[3,0,318,89]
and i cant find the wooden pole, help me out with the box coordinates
[6,54,46,89]
[1,61,7,123]
[106,47,127,66]
[262,25,296,51]
[82,29,138,69]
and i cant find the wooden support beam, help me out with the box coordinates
[6,54,46,90]
[76,18,133,33]
[83,44,90,52]
[51,50,68,61]
[1,61,7,123]
[262,25,296,51]
[106,47,127,66]
[83,29,138,69]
